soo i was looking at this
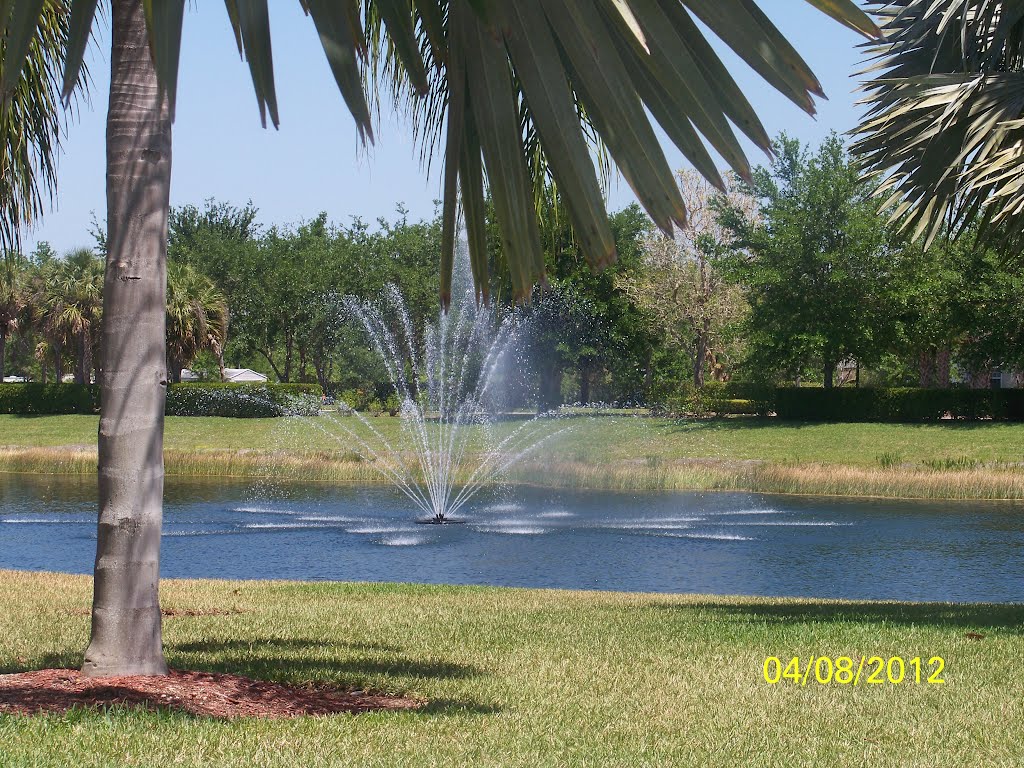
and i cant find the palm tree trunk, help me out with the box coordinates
[82,0,171,678]
[75,331,87,385]
[0,330,6,381]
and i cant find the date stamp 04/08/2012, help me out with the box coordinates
[763,656,946,686]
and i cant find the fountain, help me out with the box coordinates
[299,276,563,523]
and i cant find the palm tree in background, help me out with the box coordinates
[0,0,879,676]
[854,1,1024,245]
[36,247,103,384]
[0,256,29,379]
[166,261,228,384]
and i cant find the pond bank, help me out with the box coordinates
[4,445,1024,501]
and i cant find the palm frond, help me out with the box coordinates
[0,0,880,300]
[853,0,1024,246]
[0,1,86,256]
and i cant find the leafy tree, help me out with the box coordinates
[619,170,753,388]
[1,0,877,677]
[169,200,259,254]
[29,240,58,265]
[518,198,654,409]
[719,135,909,387]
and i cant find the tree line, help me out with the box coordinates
[5,133,1022,406]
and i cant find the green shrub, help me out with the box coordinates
[165,383,322,417]
[0,383,99,415]
[336,388,375,412]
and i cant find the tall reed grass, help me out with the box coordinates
[3,446,1024,501]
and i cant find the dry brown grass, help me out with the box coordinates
[507,458,1024,500]
[4,445,1024,500]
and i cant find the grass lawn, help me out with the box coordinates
[0,570,1020,767]
[5,414,1024,499]
[5,413,1024,465]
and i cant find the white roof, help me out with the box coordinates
[223,368,268,383]
[179,368,269,383]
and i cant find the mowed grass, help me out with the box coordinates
[6,414,1024,499]
[4,413,1024,466]
[0,570,1021,767]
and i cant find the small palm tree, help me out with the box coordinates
[165,262,228,384]
[853,1,1024,244]
[0,256,29,379]
[37,248,103,384]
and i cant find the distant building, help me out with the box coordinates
[987,370,1024,389]
[223,368,269,383]
[951,368,1024,389]
[179,367,269,383]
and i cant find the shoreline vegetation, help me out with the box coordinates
[8,446,1024,501]
[4,415,1024,501]
[1,570,1021,766]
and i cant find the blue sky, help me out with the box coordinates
[28,1,870,254]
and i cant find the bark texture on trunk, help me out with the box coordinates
[694,326,708,389]
[578,362,591,404]
[75,332,88,384]
[83,0,171,678]
[0,331,6,381]
[538,361,563,413]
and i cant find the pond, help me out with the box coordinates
[1,474,1022,602]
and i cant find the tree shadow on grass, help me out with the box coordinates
[0,652,80,676]
[171,637,400,655]
[654,600,1024,631]
[167,636,483,682]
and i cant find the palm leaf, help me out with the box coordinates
[142,0,185,119]
[501,0,616,272]
[458,4,543,301]
[0,0,881,300]
[1,1,85,256]
[853,0,1024,246]
[302,0,374,142]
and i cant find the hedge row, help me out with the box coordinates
[0,383,322,417]
[0,383,99,414]
[659,382,1024,421]
[772,387,1024,422]
[6,380,1024,422]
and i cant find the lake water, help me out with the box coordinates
[1,474,1022,602]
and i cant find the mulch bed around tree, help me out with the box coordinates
[0,669,422,719]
